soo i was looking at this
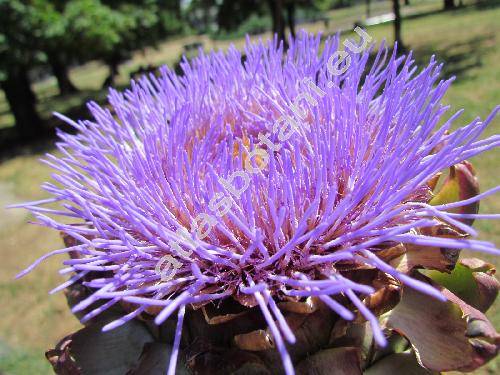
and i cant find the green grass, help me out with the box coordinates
[0,343,53,375]
[0,2,499,374]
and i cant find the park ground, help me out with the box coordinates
[0,1,499,374]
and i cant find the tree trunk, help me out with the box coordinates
[203,0,211,31]
[102,58,120,88]
[444,0,455,9]
[268,0,286,44]
[48,54,77,96]
[286,1,296,39]
[404,0,410,5]
[172,0,181,18]
[1,66,43,138]
[392,0,403,49]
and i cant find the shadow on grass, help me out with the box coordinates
[412,32,495,82]
[0,85,130,164]
[475,0,500,11]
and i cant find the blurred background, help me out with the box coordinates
[0,0,498,373]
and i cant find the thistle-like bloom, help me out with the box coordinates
[16,32,500,374]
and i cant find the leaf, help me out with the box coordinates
[64,282,126,325]
[382,280,500,372]
[425,261,478,301]
[256,300,337,372]
[201,298,250,325]
[278,297,319,314]
[185,344,271,375]
[385,226,463,274]
[46,336,81,375]
[370,333,409,364]
[472,272,500,312]
[460,258,497,273]
[426,258,499,312]
[184,305,266,347]
[60,319,153,375]
[231,363,272,374]
[429,161,479,225]
[330,321,374,368]
[295,347,362,375]
[426,173,442,191]
[365,351,436,375]
[360,273,401,318]
[126,342,190,375]
[285,300,337,362]
[234,330,275,351]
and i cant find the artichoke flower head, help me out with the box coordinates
[14,32,500,374]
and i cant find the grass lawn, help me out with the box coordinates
[0,2,499,374]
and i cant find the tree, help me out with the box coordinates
[444,0,455,9]
[67,0,178,87]
[189,0,296,43]
[32,0,78,95]
[0,0,44,138]
[392,0,403,49]
[266,0,298,45]
[268,0,286,42]
[0,0,184,138]
[62,0,131,88]
[216,0,260,32]
[36,0,178,92]
[48,53,78,95]
[285,0,296,38]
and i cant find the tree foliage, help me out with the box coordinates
[0,0,44,78]
[0,0,183,136]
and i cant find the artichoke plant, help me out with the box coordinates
[15,32,500,374]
